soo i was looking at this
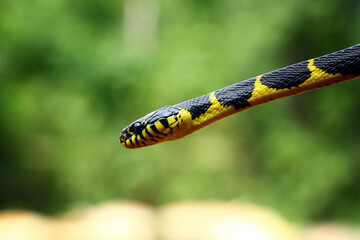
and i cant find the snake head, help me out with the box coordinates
[119,105,183,149]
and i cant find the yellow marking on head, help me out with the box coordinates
[161,108,192,141]
[142,129,149,139]
[131,135,137,146]
[167,117,176,126]
[177,108,192,125]
[154,121,165,132]
[169,122,179,129]
[163,128,171,135]
[146,125,156,136]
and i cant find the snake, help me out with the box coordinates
[119,44,360,149]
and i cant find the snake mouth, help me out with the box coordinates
[119,130,135,147]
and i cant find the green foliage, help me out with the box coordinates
[0,0,359,222]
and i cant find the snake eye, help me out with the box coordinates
[132,122,142,134]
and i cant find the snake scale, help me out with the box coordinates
[120,44,360,149]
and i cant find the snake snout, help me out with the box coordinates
[119,133,126,143]
[119,128,133,144]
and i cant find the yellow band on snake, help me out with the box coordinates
[120,44,360,149]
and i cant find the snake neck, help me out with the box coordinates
[174,92,238,134]
[173,44,360,136]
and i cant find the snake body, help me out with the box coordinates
[120,44,360,149]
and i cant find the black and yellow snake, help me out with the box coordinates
[120,44,360,149]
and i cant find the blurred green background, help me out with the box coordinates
[0,0,359,223]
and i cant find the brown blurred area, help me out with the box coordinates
[0,200,359,240]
